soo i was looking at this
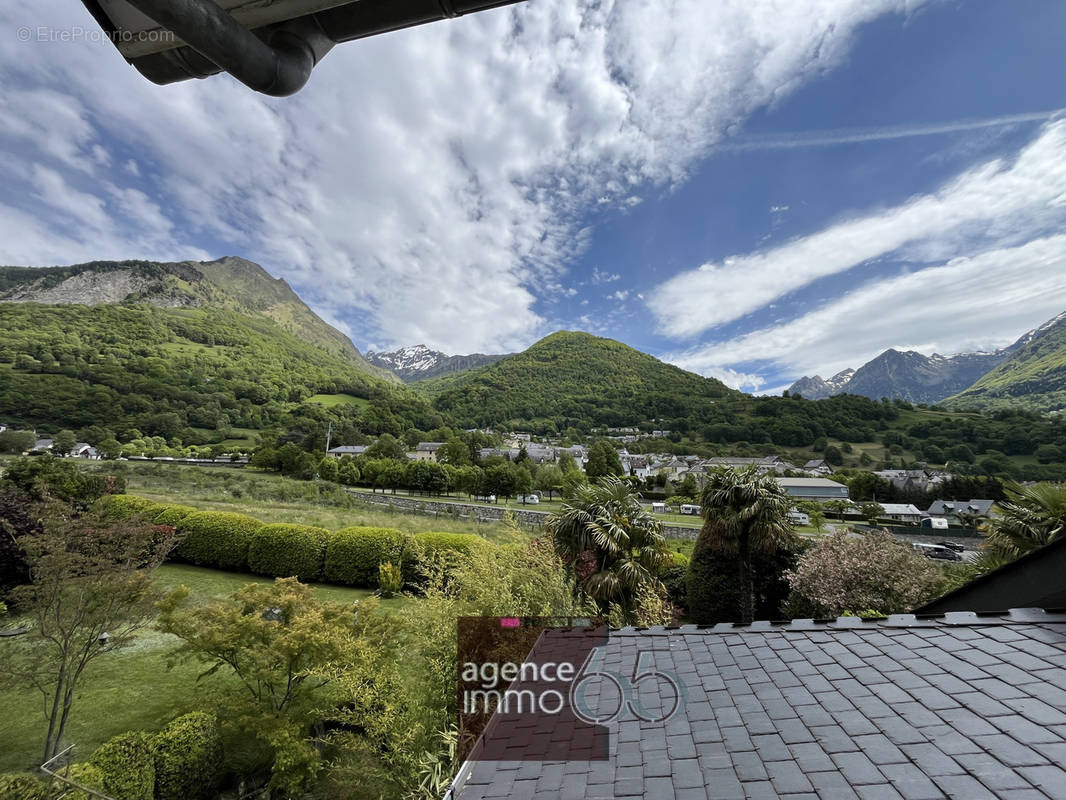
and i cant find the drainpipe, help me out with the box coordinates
[124,0,334,96]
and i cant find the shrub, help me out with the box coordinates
[174,511,264,571]
[89,731,155,800]
[785,530,942,617]
[406,532,492,587]
[686,544,799,625]
[0,773,48,800]
[324,526,410,587]
[151,504,200,526]
[248,524,332,582]
[378,562,403,598]
[660,564,688,612]
[152,712,224,800]
[94,494,163,521]
[64,763,108,800]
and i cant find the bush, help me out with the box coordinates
[152,712,224,800]
[151,504,200,526]
[64,763,108,800]
[248,523,332,582]
[174,511,264,571]
[406,532,492,587]
[94,494,163,521]
[378,562,403,598]
[89,731,155,800]
[0,773,48,800]
[660,564,688,612]
[686,543,799,625]
[324,526,410,587]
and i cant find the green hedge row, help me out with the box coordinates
[90,731,155,800]
[151,712,223,800]
[94,494,492,588]
[249,523,332,582]
[324,526,410,587]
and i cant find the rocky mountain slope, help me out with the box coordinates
[366,344,508,382]
[788,369,855,400]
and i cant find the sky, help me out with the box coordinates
[2,1,1066,395]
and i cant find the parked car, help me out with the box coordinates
[938,541,966,553]
[912,542,962,561]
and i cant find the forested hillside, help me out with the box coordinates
[945,312,1066,413]
[0,303,442,445]
[420,331,737,432]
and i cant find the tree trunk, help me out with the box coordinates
[738,537,754,624]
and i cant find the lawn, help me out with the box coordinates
[306,393,370,410]
[0,564,396,774]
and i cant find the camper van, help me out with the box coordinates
[650,502,668,514]
[788,511,811,526]
[920,517,949,530]
[679,504,701,516]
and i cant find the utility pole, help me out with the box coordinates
[325,421,333,454]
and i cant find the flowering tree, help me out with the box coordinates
[785,530,942,617]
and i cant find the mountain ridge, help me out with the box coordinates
[786,313,1064,405]
[366,344,510,382]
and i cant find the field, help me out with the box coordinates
[306,393,370,409]
[0,565,390,774]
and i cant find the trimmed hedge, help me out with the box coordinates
[152,712,223,800]
[174,511,264,571]
[0,773,48,800]
[65,763,108,800]
[324,526,410,587]
[151,504,200,527]
[95,494,164,521]
[406,532,491,585]
[89,731,155,800]
[248,523,332,582]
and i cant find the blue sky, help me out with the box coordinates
[2,0,1066,394]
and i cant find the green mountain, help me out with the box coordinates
[0,260,442,442]
[945,312,1066,413]
[0,257,393,379]
[417,331,738,431]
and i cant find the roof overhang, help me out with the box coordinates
[80,0,526,96]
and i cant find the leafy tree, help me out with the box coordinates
[436,437,471,466]
[823,499,850,522]
[859,502,885,525]
[984,482,1066,560]
[95,437,123,460]
[785,530,942,616]
[318,456,339,482]
[157,578,359,794]
[546,476,668,621]
[0,429,35,454]
[2,505,176,761]
[53,430,78,457]
[584,440,623,479]
[692,467,795,623]
[366,433,407,461]
[514,466,533,503]
[2,455,121,510]
[823,444,844,466]
[0,488,41,594]
[534,464,563,500]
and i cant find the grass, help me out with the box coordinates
[306,393,370,410]
[0,564,393,774]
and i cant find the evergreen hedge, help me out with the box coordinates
[65,763,108,800]
[248,523,332,582]
[151,712,224,800]
[89,731,155,800]
[174,511,264,571]
[151,504,200,527]
[406,531,491,585]
[95,494,163,520]
[0,773,48,800]
[324,526,410,587]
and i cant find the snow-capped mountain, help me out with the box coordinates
[365,344,510,383]
[787,369,855,400]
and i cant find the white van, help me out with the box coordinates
[679,503,701,516]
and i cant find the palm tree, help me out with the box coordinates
[984,482,1066,560]
[546,476,669,620]
[698,467,795,623]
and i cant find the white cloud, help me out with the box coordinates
[662,235,1066,380]
[0,0,922,352]
[609,289,629,302]
[650,120,1066,339]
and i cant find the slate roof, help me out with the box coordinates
[926,499,997,517]
[450,609,1066,800]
